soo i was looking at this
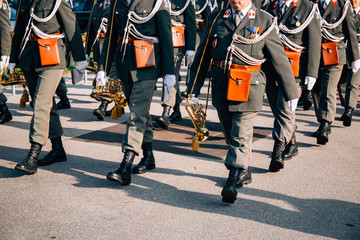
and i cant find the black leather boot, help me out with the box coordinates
[169,103,182,122]
[221,167,242,204]
[302,89,313,111]
[57,95,71,110]
[38,137,67,166]
[132,142,155,174]
[341,107,353,127]
[107,150,136,185]
[316,121,331,145]
[269,140,286,172]
[0,103,12,124]
[282,134,298,160]
[156,105,171,129]
[15,142,42,174]
[93,100,108,121]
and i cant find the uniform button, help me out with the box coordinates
[43,8,46,11]
[142,10,147,13]
[115,11,118,14]
[255,81,259,85]
[214,34,217,37]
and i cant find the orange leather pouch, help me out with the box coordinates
[37,38,60,66]
[227,68,252,102]
[322,42,339,66]
[285,49,301,77]
[197,20,206,32]
[133,39,156,69]
[172,26,185,48]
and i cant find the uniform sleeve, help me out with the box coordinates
[57,0,85,61]
[265,27,299,101]
[304,11,321,78]
[156,3,175,76]
[343,6,360,62]
[185,1,197,51]
[9,2,25,64]
[0,7,11,56]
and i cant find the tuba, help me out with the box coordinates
[0,67,29,108]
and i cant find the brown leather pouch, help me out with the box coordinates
[322,42,339,66]
[133,39,156,69]
[285,48,301,78]
[37,38,60,66]
[227,68,252,102]
[196,20,206,32]
[172,26,185,48]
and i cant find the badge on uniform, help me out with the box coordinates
[164,0,169,9]
[2,2,7,10]
[294,15,301,27]
[248,27,262,39]
[274,1,279,8]
[292,0,298,7]
[332,0,337,5]
[223,9,231,18]
[99,3,103,8]
[212,34,218,48]
[248,9,255,19]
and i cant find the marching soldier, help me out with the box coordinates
[311,0,360,145]
[338,0,360,126]
[97,0,175,185]
[10,0,87,174]
[85,0,114,121]
[187,0,298,203]
[195,0,212,44]
[55,77,71,110]
[156,0,196,128]
[263,0,321,171]
[0,0,12,124]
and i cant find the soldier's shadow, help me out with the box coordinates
[0,145,358,239]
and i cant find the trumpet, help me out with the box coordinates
[92,78,128,119]
[185,97,209,151]
[0,68,29,108]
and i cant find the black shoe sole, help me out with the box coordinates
[169,117,182,123]
[15,165,37,174]
[303,101,312,111]
[282,149,299,160]
[132,164,156,174]
[316,135,328,145]
[57,105,71,110]
[38,157,67,166]
[156,119,169,129]
[93,111,105,121]
[221,187,237,204]
[343,116,351,127]
[0,115,12,124]
[269,161,284,172]
[106,173,131,185]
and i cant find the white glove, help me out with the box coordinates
[74,60,88,73]
[185,50,195,66]
[304,76,316,91]
[287,98,298,113]
[96,71,109,86]
[7,63,16,74]
[163,74,176,102]
[188,94,198,104]
[351,59,360,73]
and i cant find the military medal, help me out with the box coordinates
[212,35,218,48]
[98,3,103,8]
[164,0,169,9]
[292,0,298,7]
[2,2,7,10]
[248,27,262,39]
[223,9,231,18]
[248,9,255,19]
[332,0,337,6]
[295,15,301,27]
[274,1,279,8]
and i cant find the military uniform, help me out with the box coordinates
[338,6,360,126]
[0,0,12,124]
[263,0,321,170]
[156,0,196,128]
[194,0,212,45]
[10,0,86,174]
[311,0,360,145]
[98,0,175,185]
[187,3,298,203]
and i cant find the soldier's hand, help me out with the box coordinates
[7,63,16,75]
[304,76,316,90]
[163,74,176,102]
[351,59,360,73]
[96,71,108,86]
[187,94,198,104]
[185,50,195,66]
[74,60,88,73]
[286,98,298,113]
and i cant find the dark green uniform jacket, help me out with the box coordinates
[98,0,175,81]
[10,0,85,72]
[171,0,197,51]
[195,0,211,22]
[0,0,11,56]
[188,5,299,112]
[263,0,321,79]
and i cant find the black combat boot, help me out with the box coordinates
[0,103,12,124]
[221,167,243,204]
[132,142,155,174]
[341,107,353,127]
[93,100,108,121]
[269,140,286,172]
[156,105,171,129]
[107,150,136,185]
[169,103,182,122]
[57,95,71,110]
[15,142,42,174]
[316,120,331,145]
[38,137,67,166]
[302,89,313,111]
[282,133,299,160]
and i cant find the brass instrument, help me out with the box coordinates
[92,78,128,119]
[185,98,209,151]
[0,68,29,108]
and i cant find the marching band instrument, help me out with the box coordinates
[0,67,29,108]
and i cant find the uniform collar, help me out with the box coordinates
[279,0,292,8]
[355,6,360,15]
[322,0,331,7]
[231,2,252,19]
